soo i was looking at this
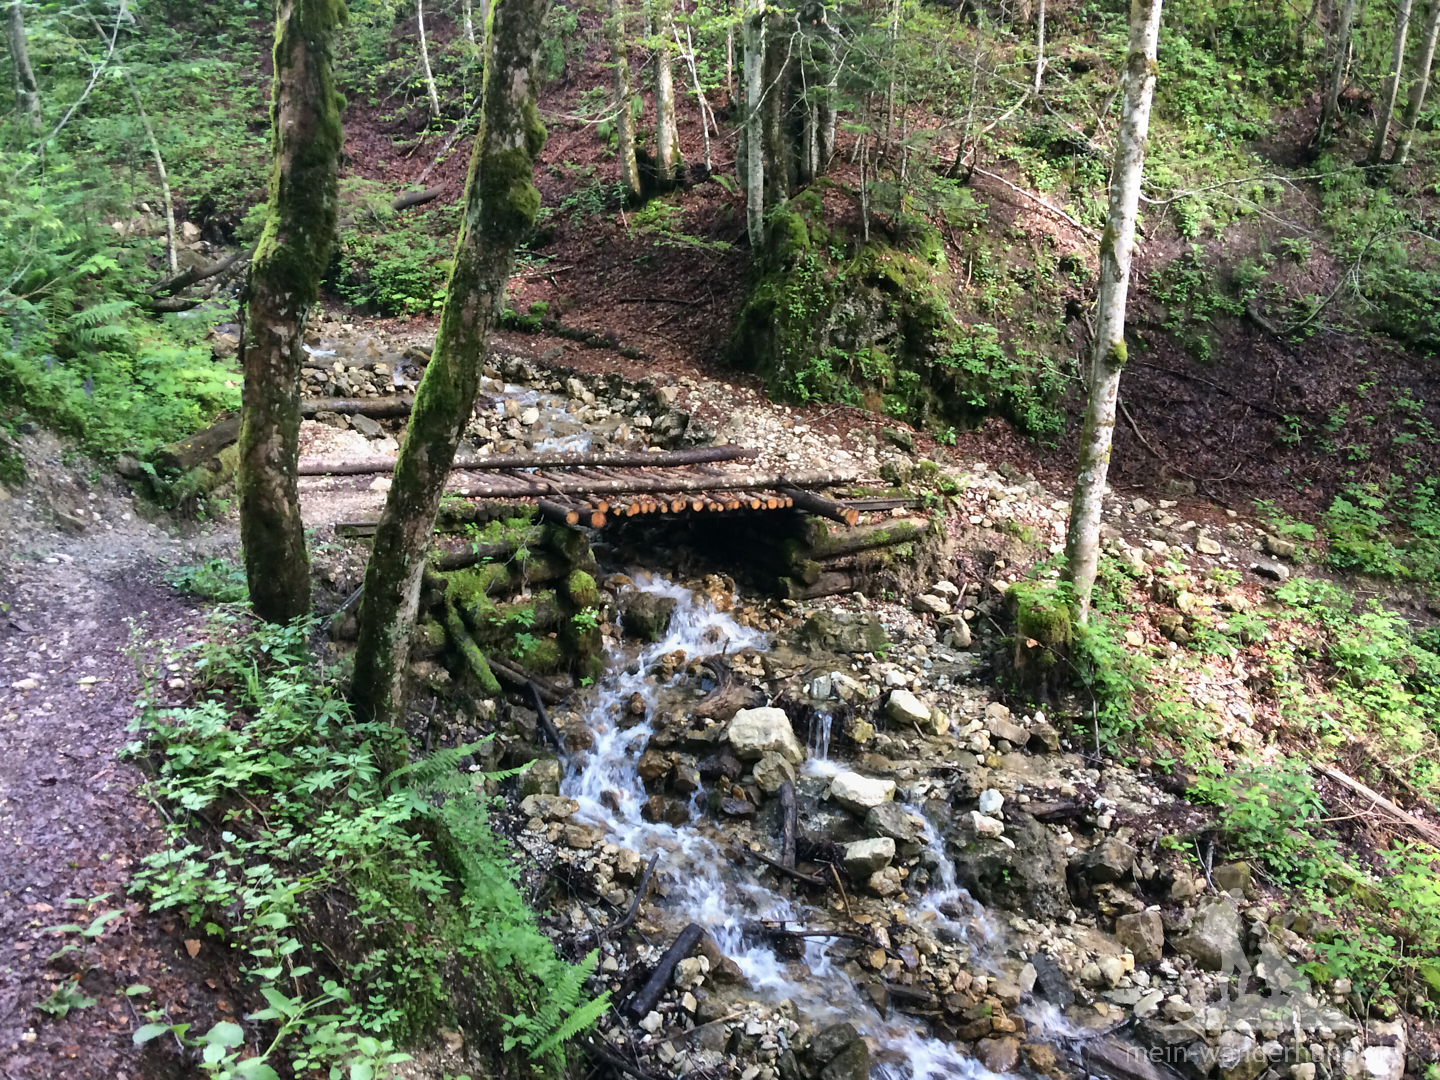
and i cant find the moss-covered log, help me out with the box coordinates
[351,0,551,726]
[237,0,346,623]
[1009,580,1073,702]
[789,516,930,560]
[444,603,503,695]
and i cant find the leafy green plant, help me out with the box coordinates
[35,980,98,1018]
[166,558,249,603]
[126,614,604,1076]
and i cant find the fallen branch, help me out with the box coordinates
[750,850,826,887]
[149,245,257,296]
[626,923,705,1019]
[443,604,502,696]
[528,681,568,756]
[580,1038,665,1080]
[1314,764,1440,848]
[778,780,797,870]
[485,653,566,705]
[972,165,1099,240]
[599,852,660,942]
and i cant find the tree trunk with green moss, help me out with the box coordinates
[1063,0,1162,620]
[351,0,550,726]
[7,0,41,134]
[608,0,642,200]
[238,0,345,623]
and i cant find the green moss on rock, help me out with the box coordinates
[566,569,599,607]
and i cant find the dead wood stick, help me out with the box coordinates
[971,165,1099,239]
[778,484,860,526]
[580,1038,666,1080]
[778,781,797,870]
[600,852,661,942]
[148,244,257,295]
[829,862,855,921]
[1314,765,1440,848]
[626,923,706,1019]
[529,681,568,755]
[484,654,565,705]
[750,850,826,887]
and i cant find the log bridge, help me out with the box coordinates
[306,444,864,529]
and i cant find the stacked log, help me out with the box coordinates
[731,514,939,599]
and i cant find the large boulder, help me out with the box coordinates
[1116,910,1165,964]
[797,610,888,655]
[886,689,931,727]
[753,751,797,794]
[843,837,896,878]
[1081,837,1136,883]
[947,809,1071,919]
[829,772,897,815]
[621,592,677,642]
[727,708,805,764]
[1173,897,1245,971]
[865,802,923,844]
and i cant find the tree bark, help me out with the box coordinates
[1062,0,1163,620]
[1369,0,1416,162]
[1034,0,1047,93]
[351,0,551,727]
[239,0,345,624]
[742,0,765,246]
[418,0,443,120]
[7,0,40,133]
[654,0,681,185]
[461,0,476,43]
[1391,0,1440,165]
[678,22,712,170]
[608,0,643,200]
[761,8,790,207]
[124,75,178,275]
[1319,0,1357,144]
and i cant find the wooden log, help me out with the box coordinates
[795,516,930,560]
[597,852,660,942]
[779,572,856,601]
[750,850,827,887]
[779,485,859,526]
[537,498,581,526]
[1314,765,1440,848]
[429,527,548,571]
[301,396,416,418]
[486,653,566,705]
[627,923,706,1019]
[307,465,854,494]
[778,781,797,870]
[529,681,567,756]
[444,604,502,695]
[151,416,242,473]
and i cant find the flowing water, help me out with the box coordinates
[561,574,1007,1078]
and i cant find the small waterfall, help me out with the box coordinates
[563,574,1002,1079]
[809,711,833,761]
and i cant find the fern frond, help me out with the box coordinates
[383,738,493,789]
[530,991,610,1058]
[66,299,134,328]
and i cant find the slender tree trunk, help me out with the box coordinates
[351,0,550,726]
[1034,0,1046,93]
[1063,0,1163,620]
[1319,0,1358,143]
[761,8,789,206]
[726,14,735,97]
[609,0,642,199]
[654,0,680,184]
[883,0,899,155]
[742,0,765,246]
[124,74,178,274]
[7,0,41,133]
[239,0,345,624]
[1369,0,1415,162]
[678,22,712,170]
[418,0,442,120]
[461,0,476,43]
[816,33,837,173]
[1392,0,1440,164]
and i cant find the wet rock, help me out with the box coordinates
[1030,953,1074,1007]
[978,1037,1021,1073]
[721,797,757,817]
[671,760,702,794]
[753,751,797,794]
[807,1023,861,1069]
[1024,1043,1058,1073]
[642,794,689,825]
[1116,910,1165,964]
[728,707,805,764]
[798,610,888,654]
[698,933,747,984]
[949,810,1071,919]
[1173,897,1244,971]
[843,837,896,878]
[518,794,578,821]
[518,756,561,797]
[1083,1036,1181,1080]
[829,772,897,814]
[819,1038,870,1080]
[639,748,674,783]
[887,689,931,727]
[1082,837,1136,883]
[622,591,677,642]
[868,866,904,897]
[564,822,606,849]
[865,802,923,844]
[699,750,744,782]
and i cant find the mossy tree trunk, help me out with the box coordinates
[742,0,765,246]
[1391,0,1440,165]
[1063,0,1162,620]
[238,0,345,624]
[1368,0,1415,163]
[653,0,680,186]
[351,0,550,726]
[1319,0,1357,144]
[608,0,642,200]
[7,0,41,134]
[761,8,790,207]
